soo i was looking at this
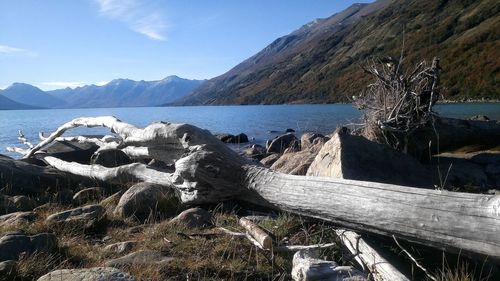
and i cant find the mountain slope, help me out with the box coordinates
[1,83,67,108]
[0,94,40,110]
[179,0,499,105]
[48,76,205,108]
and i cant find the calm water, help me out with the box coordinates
[1,103,499,158]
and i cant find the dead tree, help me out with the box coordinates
[7,116,500,260]
[353,56,441,153]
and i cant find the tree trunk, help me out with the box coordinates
[242,166,500,259]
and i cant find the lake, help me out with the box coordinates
[1,103,499,158]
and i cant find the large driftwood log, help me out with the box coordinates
[8,116,500,260]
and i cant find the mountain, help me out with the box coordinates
[0,94,40,110]
[1,83,67,108]
[178,0,499,105]
[48,76,205,108]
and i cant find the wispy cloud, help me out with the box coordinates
[95,0,167,41]
[0,44,37,57]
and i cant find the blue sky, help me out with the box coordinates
[0,0,371,90]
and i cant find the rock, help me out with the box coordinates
[0,195,36,215]
[0,158,89,196]
[0,232,57,262]
[46,204,106,229]
[271,140,326,175]
[92,149,132,168]
[266,133,300,154]
[0,211,35,229]
[37,267,135,281]
[0,260,16,280]
[114,182,178,221]
[73,187,102,205]
[469,115,490,121]
[431,156,489,189]
[307,129,433,188]
[260,153,281,167]
[169,207,212,228]
[300,133,328,150]
[35,139,98,165]
[103,241,137,255]
[104,250,173,267]
[216,133,249,144]
[100,191,123,209]
[241,144,267,160]
[285,128,296,133]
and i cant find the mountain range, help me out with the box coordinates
[0,76,204,109]
[177,0,499,105]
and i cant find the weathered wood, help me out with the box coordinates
[242,166,500,259]
[239,217,273,250]
[9,116,500,260]
[291,249,367,281]
[335,229,410,281]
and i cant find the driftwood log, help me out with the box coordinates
[7,116,500,260]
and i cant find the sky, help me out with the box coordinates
[0,0,372,90]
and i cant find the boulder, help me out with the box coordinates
[104,250,173,267]
[114,182,178,221]
[266,133,300,154]
[260,153,281,167]
[37,267,135,281]
[0,211,35,229]
[0,232,57,262]
[0,260,16,281]
[300,133,328,150]
[241,144,267,160]
[0,195,36,215]
[307,129,433,188]
[100,191,123,209]
[35,139,98,165]
[92,149,132,168]
[215,133,249,144]
[285,128,296,133]
[430,155,491,190]
[271,140,326,175]
[169,207,212,228]
[46,204,106,229]
[73,187,102,205]
[103,241,137,255]
[0,157,91,196]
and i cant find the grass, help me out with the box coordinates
[2,199,498,281]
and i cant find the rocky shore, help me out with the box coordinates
[0,116,499,280]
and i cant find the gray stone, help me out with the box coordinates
[260,153,281,167]
[46,204,106,229]
[241,144,267,160]
[0,211,35,229]
[215,133,249,144]
[104,250,173,267]
[103,241,137,255]
[114,182,177,221]
[0,195,36,215]
[0,260,16,280]
[272,140,326,175]
[37,267,135,281]
[92,149,132,168]
[0,232,57,262]
[307,129,433,188]
[73,187,102,205]
[300,133,328,150]
[266,133,299,154]
[169,207,212,228]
